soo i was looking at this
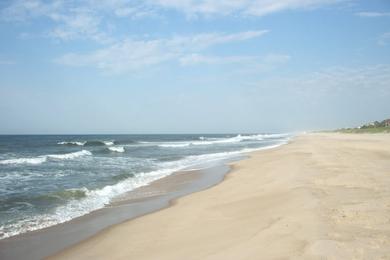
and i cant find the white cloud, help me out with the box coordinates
[168,30,268,50]
[55,30,268,73]
[48,9,112,43]
[0,0,155,43]
[151,0,345,17]
[0,0,63,22]
[244,0,344,16]
[56,39,175,72]
[0,0,347,43]
[355,11,390,17]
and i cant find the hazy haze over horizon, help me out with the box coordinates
[0,0,389,134]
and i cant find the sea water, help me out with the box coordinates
[0,134,289,239]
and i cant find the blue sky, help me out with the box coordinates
[0,0,389,134]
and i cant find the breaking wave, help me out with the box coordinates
[57,141,85,146]
[0,150,92,165]
[58,140,114,146]
[0,157,47,165]
[157,134,287,148]
[108,147,125,153]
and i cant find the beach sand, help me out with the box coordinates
[50,133,390,259]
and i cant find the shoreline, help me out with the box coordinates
[50,133,390,259]
[0,156,243,260]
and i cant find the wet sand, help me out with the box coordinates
[50,133,390,259]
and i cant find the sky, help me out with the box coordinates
[0,0,389,134]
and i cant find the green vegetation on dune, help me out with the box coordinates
[334,118,390,133]
[336,127,390,134]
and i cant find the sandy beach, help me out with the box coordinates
[50,133,390,259]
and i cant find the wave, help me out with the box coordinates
[37,188,88,202]
[0,157,47,165]
[108,147,125,153]
[58,140,114,146]
[50,188,88,200]
[47,150,92,160]
[82,141,104,146]
[111,172,134,181]
[0,150,92,165]
[157,134,278,148]
[57,141,85,146]
[112,140,137,145]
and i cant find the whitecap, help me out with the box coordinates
[0,157,47,165]
[108,147,125,153]
[47,150,92,160]
[57,141,86,146]
[0,150,92,165]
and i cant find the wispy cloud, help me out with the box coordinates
[0,0,348,45]
[1,0,347,31]
[178,53,291,73]
[55,30,269,73]
[251,64,390,96]
[178,54,257,66]
[0,0,62,22]
[355,11,390,17]
[47,9,112,43]
[0,0,155,43]
[0,59,16,65]
[378,32,390,46]
[299,65,390,93]
[151,0,345,17]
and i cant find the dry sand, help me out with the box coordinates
[50,133,390,259]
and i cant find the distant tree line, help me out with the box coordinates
[360,119,390,129]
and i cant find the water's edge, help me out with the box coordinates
[0,158,237,260]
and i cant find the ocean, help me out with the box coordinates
[0,134,289,239]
